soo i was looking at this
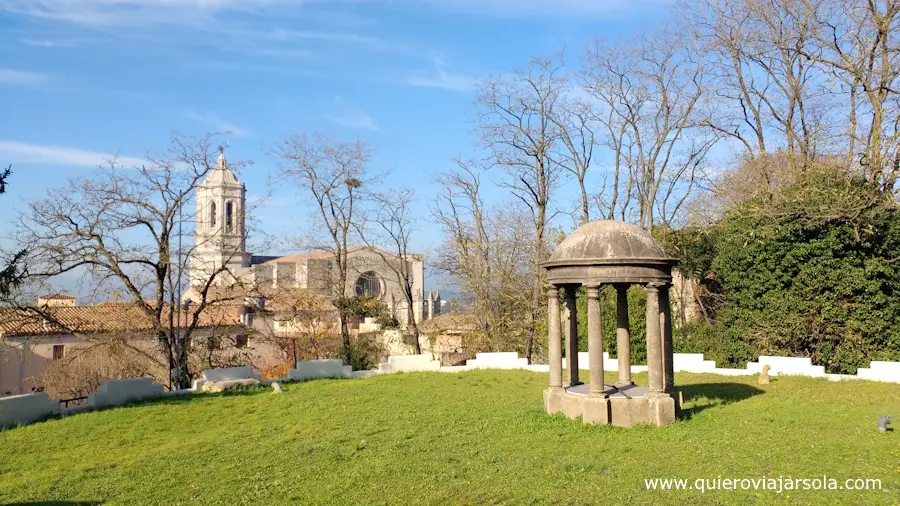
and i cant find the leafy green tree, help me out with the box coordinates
[0,166,26,298]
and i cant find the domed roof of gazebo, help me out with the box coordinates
[548,220,668,264]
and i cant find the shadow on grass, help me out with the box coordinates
[679,383,764,420]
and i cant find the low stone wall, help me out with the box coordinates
[287,359,345,382]
[6,352,900,431]
[856,361,900,383]
[378,354,440,373]
[0,392,60,429]
[747,356,826,377]
[673,353,718,373]
[466,352,528,369]
[88,377,165,409]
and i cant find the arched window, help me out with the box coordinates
[209,202,217,228]
[355,271,382,298]
[225,201,234,233]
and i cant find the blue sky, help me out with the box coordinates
[0,0,673,291]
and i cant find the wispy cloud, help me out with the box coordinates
[413,0,672,16]
[0,0,668,25]
[407,59,479,93]
[0,68,47,86]
[183,109,249,136]
[17,37,84,48]
[327,97,382,133]
[0,140,146,168]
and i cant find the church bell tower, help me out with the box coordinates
[189,150,250,287]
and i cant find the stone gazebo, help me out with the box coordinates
[542,220,681,427]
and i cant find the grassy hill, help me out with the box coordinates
[0,370,897,505]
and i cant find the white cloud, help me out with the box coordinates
[183,109,249,136]
[0,0,667,28]
[17,37,83,48]
[0,140,147,168]
[407,59,479,92]
[0,68,47,85]
[327,96,382,133]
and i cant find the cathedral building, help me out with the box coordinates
[188,153,438,327]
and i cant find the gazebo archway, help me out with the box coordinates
[542,220,681,427]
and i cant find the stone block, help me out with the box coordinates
[581,396,611,425]
[0,392,59,428]
[647,393,677,426]
[288,359,344,382]
[202,378,260,393]
[202,366,262,382]
[342,365,353,379]
[609,397,649,427]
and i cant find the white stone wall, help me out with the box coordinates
[466,352,528,369]
[856,361,900,383]
[0,392,59,428]
[287,359,344,381]
[88,377,164,409]
[378,354,440,373]
[6,353,900,431]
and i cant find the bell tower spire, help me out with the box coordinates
[189,149,250,287]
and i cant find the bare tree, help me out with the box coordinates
[584,25,717,232]
[477,55,567,363]
[432,160,535,355]
[359,188,424,354]
[795,0,900,191]
[553,94,598,225]
[275,133,373,364]
[687,0,827,167]
[13,134,249,389]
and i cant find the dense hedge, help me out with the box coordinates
[663,168,900,374]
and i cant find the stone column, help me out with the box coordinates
[587,286,606,397]
[614,284,633,386]
[660,284,675,391]
[645,284,664,393]
[548,285,563,389]
[565,286,580,386]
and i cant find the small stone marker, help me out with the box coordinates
[272,382,283,394]
[877,415,891,433]
[758,364,771,385]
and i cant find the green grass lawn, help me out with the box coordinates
[0,370,898,505]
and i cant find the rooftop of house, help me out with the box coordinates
[37,293,77,301]
[258,246,424,266]
[0,302,243,337]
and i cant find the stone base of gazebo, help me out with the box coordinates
[543,385,682,427]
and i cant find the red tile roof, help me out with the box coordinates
[38,293,77,300]
[0,302,243,337]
